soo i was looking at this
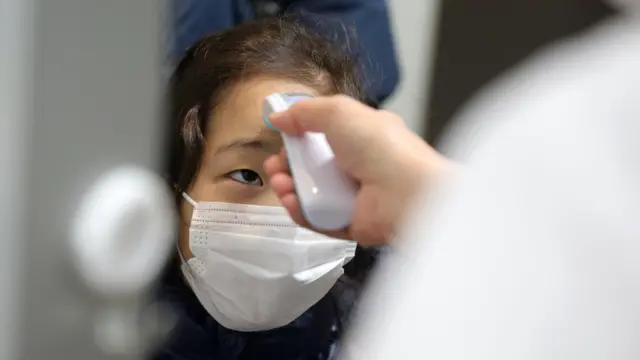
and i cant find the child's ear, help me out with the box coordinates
[182,105,205,145]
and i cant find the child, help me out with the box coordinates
[153,18,373,360]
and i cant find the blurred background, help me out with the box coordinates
[0,0,620,359]
[385,0,615,143]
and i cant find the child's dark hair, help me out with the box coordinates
[162,17,377,324]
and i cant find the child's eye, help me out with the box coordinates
[227,169,263,186]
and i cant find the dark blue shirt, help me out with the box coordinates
[150,259,361,360]
[169,0,399,104]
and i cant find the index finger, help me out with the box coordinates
[268,95,358,134]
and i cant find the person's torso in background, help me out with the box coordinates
[169,0,254,63]
[168,0,400,105]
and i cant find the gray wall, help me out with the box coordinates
[426,0,615,144]
[384,0,441,136]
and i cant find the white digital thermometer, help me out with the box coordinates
[263,93,357,231]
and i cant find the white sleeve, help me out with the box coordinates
[339,17,640,360]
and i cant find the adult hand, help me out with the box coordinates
[264,95,452,246]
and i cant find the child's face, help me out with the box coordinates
[179,77,319,258]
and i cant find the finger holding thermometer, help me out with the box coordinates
[262,93,357,231]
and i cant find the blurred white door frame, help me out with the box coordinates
[0,0,32,358]
[0,0,168,359]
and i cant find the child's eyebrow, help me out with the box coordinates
[214,129,282,156]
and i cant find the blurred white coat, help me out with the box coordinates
[342,10,640,360]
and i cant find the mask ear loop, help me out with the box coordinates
[182,192,198,207]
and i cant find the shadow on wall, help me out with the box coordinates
[426,0,616,145]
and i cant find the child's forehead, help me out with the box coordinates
[212,78,318,130]
[208,77,317,139]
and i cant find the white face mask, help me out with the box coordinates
[180,193,357,332]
